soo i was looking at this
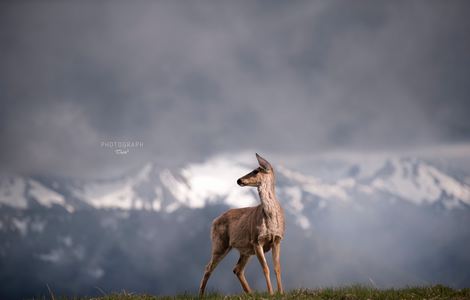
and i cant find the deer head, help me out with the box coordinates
[237,153,274,187]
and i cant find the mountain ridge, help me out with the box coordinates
[1,155,469,214]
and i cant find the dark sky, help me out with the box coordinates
[1,1,470,178]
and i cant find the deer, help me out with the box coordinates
[199,153,285,297]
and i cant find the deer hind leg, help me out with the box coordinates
[272,236,283,294]
[199,235,231,297]
[233,254,252,293]
[254,243,273,295]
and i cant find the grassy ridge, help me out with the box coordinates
[51,285,470,300]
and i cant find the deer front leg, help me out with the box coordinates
[254,243,273,295]
[272,236,283,294]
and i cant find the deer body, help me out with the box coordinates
[199,154,285,296]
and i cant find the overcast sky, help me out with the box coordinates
[1,1,469,178]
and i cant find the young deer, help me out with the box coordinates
[199,153,285,297]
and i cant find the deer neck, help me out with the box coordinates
[257,179,280,216]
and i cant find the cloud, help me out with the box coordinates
[1,1,469,178]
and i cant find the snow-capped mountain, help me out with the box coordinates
[0,176,74,212]
[279,157,470,207]
[1,153,469,236]
[1,154,469,215]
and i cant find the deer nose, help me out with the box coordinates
[237,179,243,186]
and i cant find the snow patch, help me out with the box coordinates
[165,201,181,213]
[279,166,349,200]
[425,165,470,205]
[0,177,27,209]
[152,186,163,211]
[284,187,303,212]
[12,218,28,236]
[297,215,311,230]
[303,182,348,201]
[369,159,470,206]
[135,163,153,182]
[79,182,135,210]
[28,180,74,212]
[160,156,255,209]
[73,163,155,210]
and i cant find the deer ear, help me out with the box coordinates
[256,153,272,171]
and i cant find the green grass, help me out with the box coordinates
[43,285,470,300]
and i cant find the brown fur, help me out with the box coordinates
[199,154,285,296]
